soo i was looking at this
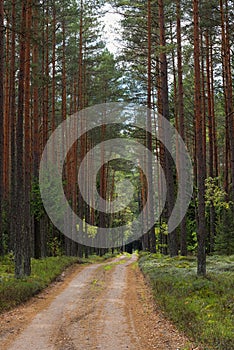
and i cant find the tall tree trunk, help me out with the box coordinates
[77,0,84,242]
[23,0,32,275]
[14,0,27,278]
[193,0,207,276]
[32,1,41,258]
[220,0,234,203]
[9,0,16,253]
[156,56,167,254]
[205,30,215,253]
[99,125,107,235]
[39,3,50,258]
[147,0,156,253]
[61,14,71,253]
[62,18,67,122]
[78,0,83,111]
[206,31,213,179]
[210,40,218,178]
[0,0,4,255]
[176,0,187,256]
[3,15,9,202]
[158,0,178,256]
[200,33,207,179]
[52,3,56,135]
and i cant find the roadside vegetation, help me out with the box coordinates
[139,253,234,350]
[0,252,118,313]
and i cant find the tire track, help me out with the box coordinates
[6,264,101,350]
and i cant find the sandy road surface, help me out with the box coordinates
[1,255,200,350]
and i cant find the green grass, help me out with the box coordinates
[103,252,131,271]
[0,250,122,313]
[0,252,117,314]
[103,258,127,271]
[138,253,234,350]
[0,255,83,313]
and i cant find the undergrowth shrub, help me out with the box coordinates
[0,251,121,313]
[139,253,234,350]
[0,256,79,313]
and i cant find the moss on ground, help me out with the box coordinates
[138,253,234,350]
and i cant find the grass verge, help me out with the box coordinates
[138,253,234,350]
[0,252,118,314]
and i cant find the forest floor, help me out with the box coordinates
[0,254,200,350]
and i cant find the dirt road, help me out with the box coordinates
[0,255,198,350]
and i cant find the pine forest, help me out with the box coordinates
[0,1,233,349]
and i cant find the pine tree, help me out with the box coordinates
[158,0,178,256]
[14,0,30,278]
[193,0,207,276]
[0,0,4,255]
[175,0,187,256]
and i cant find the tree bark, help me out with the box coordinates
[200,33,207,179]
[205,30,215,253]
[158,0,178,256]
[0,0,4,255]
[14,0,27,278]
[147,0,156,253]
[32,1,40,258]
[77,0,84,241]
[210,40,218,178]
[3,14,9,202]
[193,0,207,276]
[9,0,16,254]
[220,0,234,203]
[23,0,32,275]
[176,0,187,256]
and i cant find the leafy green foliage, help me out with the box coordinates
[204,178,234,255]
[215,207,234,255]
[205,177,231,211]
[30,179,45,221]
[47,236,64,257]
[139,254,234,350]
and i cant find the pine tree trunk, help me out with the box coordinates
[39,3,49,257]
[0,0,4,256]
[205,30,215,253]
[15,0,27,278]
[23,0,32,275]
[77,0,84,243]
[220,0,234,203]
[200,33,207,179]
[61,14,71,252]
[210,38,219,177]
[3,16,9,203]
[158,0,178,256]
[210,41,218,178]
[32,1,40,258]
[176,0,187,256]
[62,18,67,122]
[9,0,16,253]
[147,0,156,253]
[193,0,207,276]
[78,0,83,111]
[156,56,167,254]
[52,3,56,135]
